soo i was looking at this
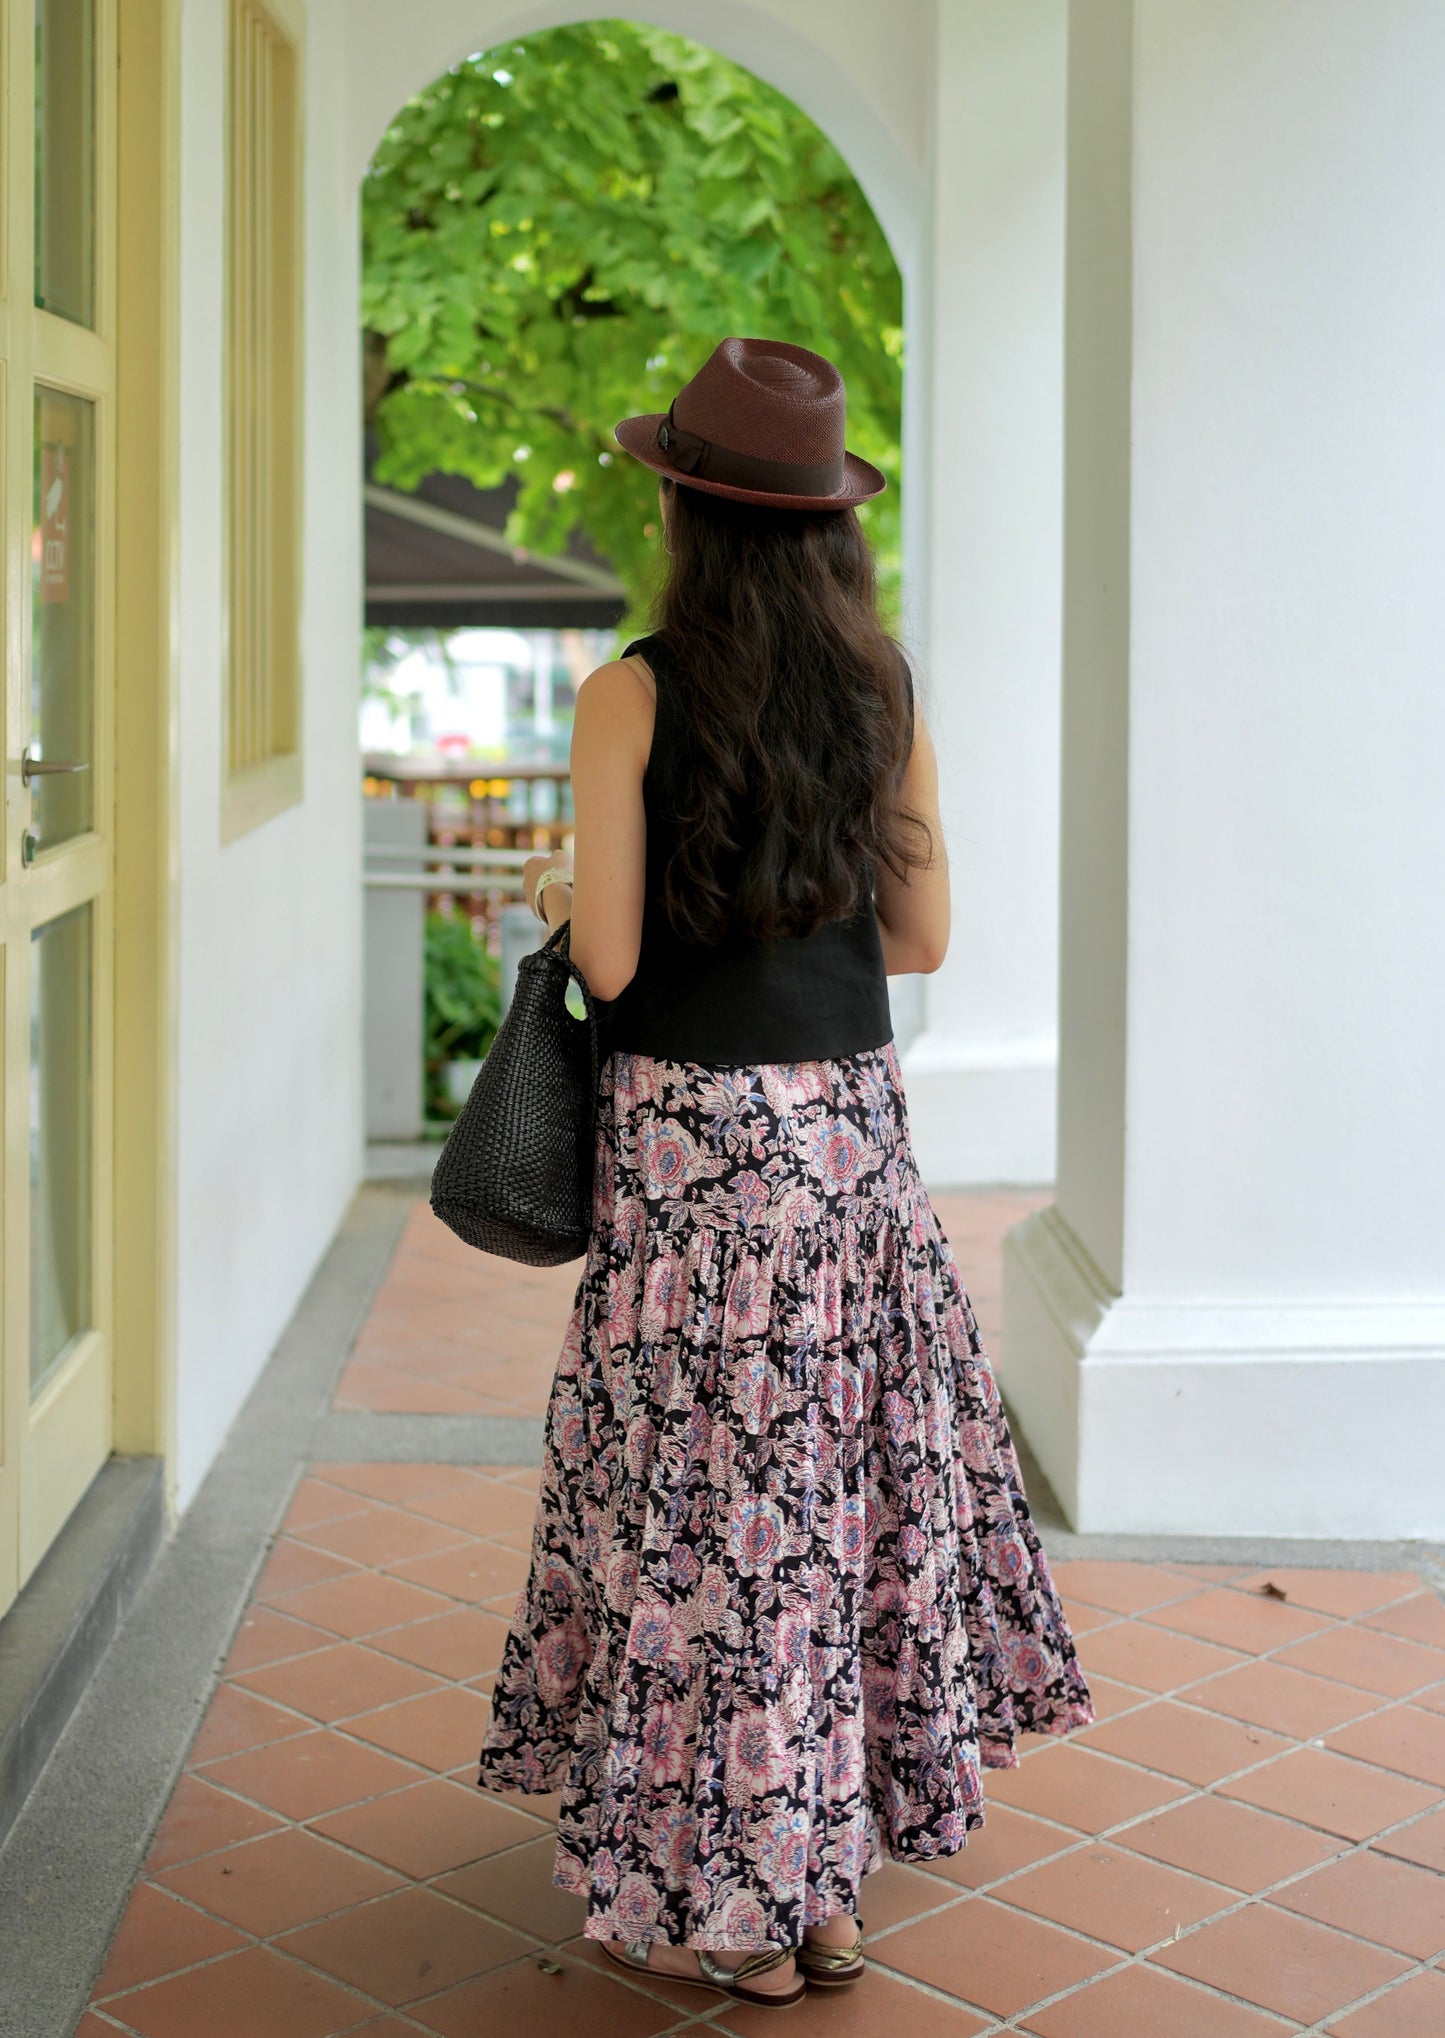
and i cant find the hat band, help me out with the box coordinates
[655,404,845,498]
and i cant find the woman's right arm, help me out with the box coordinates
[873,708,951,975]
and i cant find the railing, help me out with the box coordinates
[362,753,571,941]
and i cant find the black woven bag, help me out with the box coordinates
[429,919,600,1265]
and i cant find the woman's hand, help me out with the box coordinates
[523,848,575,928]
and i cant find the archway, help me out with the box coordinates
[355,13,924,1141]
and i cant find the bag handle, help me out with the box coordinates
[542,918,601,1105]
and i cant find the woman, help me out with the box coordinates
[477,338,1095,2010]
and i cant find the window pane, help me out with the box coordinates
[30,904,93,1395]
[34,0,97,325]
[32,388,95,847]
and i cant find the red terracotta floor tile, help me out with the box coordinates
[1054,1595,1119,1635]
[472,1524,533,1548]
[384,1541,530,1604]
[1228,1567,1423,1620]
[350,1334,487,1379]
[1268,1844,1445,1957]
[313,1462,483,1505]
[1074,1698,1290,1786]
[342,2020,449,2038]
[1047,1560,1203,1616]
[1275,1621,1445,1697]
[715,1964,991,2036]
[1068,1672,1150,1722]
[197,1728,425,1822]
[435,1833,585,1943]
[368,1605,513,1682]
[1416,1678,1445,1714]
[494,1783,560,1823]
[277,1885,531,2007]
[309,1775,546,1879]
[982,1740,1190,1833]
[916,1803,1076,1889]
[155,1824,403,1937]
[344,1686,492,1772]
[233,1640,445,1724]
[187,1683,313,1765]
[404,1478,540,1540]
[405,1951,687,2038]
[497,1467,543,1494]
[845,1862,961,1934]
[1217,1744,1441,1840]
[1323,1702,1445,1787]
[1020,1959,1293,2037]
[282,1477,373,1532]
[223,1607,332,1675]
[1118,1792,1345,1892]
[91,1883,247,1998]
[1150,1902,1411,2023]
[143,1774,285,1872]
[1372,1803,1445,1872]
[292,1504,470,1568]
[254,1537,361,1601]
[335,1367,494,1416]
[997,1839,1231,1952]
[1360,1591,1445,1651]
[1326,1968,1445,2037]
[266,1570,456,1640]
[1076,1618,1246,1693]
[1183,1657,1380,1739]
[98,1942,374,2038]
[871,1892,1118,2016]
[1149,1584,1336,1654]
[442,1360,554,1412]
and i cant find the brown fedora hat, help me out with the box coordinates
[614,337,886,511]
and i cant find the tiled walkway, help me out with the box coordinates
[82,1197,1445,2037]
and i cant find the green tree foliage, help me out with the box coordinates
[362,22,904,617]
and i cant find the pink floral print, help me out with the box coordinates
[477,1041,1095,1951]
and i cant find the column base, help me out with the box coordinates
[1003,1205,1445,1537]
[900,1034,1056,1186]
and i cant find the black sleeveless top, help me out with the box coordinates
[593,632,899,1067]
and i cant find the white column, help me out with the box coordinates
[902,0,1069,1188]
[1005,0,1445,1536]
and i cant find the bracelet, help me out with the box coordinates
[532,866,573,922]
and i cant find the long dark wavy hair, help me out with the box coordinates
[647,476,931,946]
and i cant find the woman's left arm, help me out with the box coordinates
[522,658,653,1002]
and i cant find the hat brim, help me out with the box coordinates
[614,412,887,511]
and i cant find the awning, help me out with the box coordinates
[364,437,628,631]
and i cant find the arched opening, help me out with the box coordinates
[355,18,914,1146]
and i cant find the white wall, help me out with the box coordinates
[1005,0,1445,1536]
[1127,0,1445,1301]
[173,0,363,1507]
[902,0,1067,1187]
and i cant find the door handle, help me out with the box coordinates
[21,746,89,786]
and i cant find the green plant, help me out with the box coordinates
[424,909,504,1117]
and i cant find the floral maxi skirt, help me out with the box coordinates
[476,1041,1095,1950]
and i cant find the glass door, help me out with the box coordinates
[1,0,116,1617]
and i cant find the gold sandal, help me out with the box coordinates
[796,1914,866,1986]
[602,1938,806,2008]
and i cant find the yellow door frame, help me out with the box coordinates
[112,0,181,1511]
